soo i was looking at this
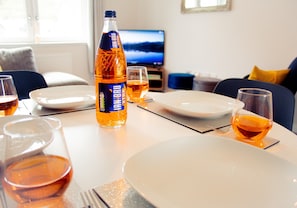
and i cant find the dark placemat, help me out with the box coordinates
[214,126,280,150]
[137,101,231,133]
[21,99,95,116]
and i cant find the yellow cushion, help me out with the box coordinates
[248,65,290,84]
[0,65,2,71]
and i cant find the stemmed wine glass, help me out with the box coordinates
[0,75,18,116]
[2,116,73,207]
[231,88,273,147]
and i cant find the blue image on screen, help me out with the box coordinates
[119,30,165,67]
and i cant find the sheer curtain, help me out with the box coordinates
[87,0,103,79]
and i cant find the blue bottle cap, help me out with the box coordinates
[105,10,116,18]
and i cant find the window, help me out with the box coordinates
[184,0,227,8]
[0,0,88,43]
[200,0,226,7]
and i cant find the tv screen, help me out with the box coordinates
[119,29,165,67]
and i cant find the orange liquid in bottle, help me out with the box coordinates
[95,45,127,128]
[2,155,73,204]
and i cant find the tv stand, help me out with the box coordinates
[147,67,165,92]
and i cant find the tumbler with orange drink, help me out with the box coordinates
[127,66,149,103]
[231,88,273,147]
[0,75,18,116]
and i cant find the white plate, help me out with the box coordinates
[152,90,244,118]
[123,135,297,208]
[29,85,95,109]
[0,115,53,161]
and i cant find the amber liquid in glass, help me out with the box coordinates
[95,46,127,127]
[0,95,18,116]
[232,114,272,143]
[127,80,149,103]
[2,155,73,204]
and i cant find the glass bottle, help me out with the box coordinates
[94,10,127,128]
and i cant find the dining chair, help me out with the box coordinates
[213,78,295,130]
[0,70,48,100]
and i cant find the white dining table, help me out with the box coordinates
[6,91,297,207]
[52,99,297,191]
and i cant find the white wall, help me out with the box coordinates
[103,0,297,79]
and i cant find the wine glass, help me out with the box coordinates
[0,75,18,116]
[2,116,73,207]
[231,88,273,147]
[127,66,149,103]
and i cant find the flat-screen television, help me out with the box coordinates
[118,29,165,67]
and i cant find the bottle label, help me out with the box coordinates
[100,31,120,50]
[98,82,125,113]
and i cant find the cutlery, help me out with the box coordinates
[0,184,7,208]
[80,189,110,208]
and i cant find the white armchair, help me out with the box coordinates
[0,47,89,87]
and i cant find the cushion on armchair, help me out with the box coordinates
[245,57,297,95]
[42,71,89,87]
[248,65,289,84]
[0,47,38,71]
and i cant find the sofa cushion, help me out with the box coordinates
[248,65,289,84]
[0,47,38,71]
[42,72,89,87]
